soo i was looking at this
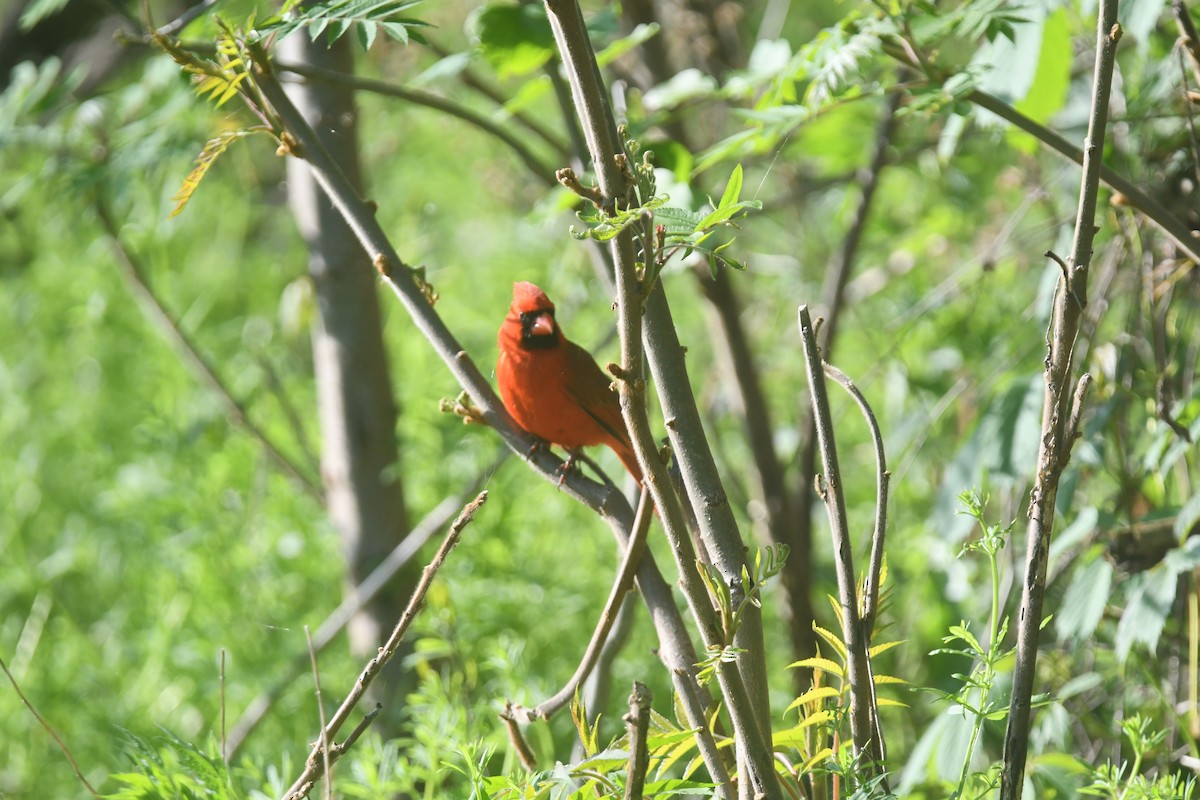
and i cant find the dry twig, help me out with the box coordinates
[280,491,487,800]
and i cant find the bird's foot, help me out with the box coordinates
[556,449,583,487]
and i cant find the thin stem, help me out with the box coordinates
[95,197,323,501]
[881,37,1199,263]
[999,4,1121,797]
[276,60,557,182]
[225,472,491,755]
[821,363,890,642]
[965,88,1199,264]
[797,307,881,775]
[499,703,539,771]
[513,486,655,721]
[425,37,572,160]
[304,627,333,800]
[0,654,101,798]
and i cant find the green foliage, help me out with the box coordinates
[4,0,1200,797]
[1080,715,1195,800]
[916,491,1020,798]
[571,157,761,281]
[256,0,428,48]
[474,3,556,79]
[107,731,240,800]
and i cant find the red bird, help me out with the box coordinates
[497,281,643,485]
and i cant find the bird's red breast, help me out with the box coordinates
[496,281,643,484]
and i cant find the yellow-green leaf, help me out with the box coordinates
[787,657,844,678]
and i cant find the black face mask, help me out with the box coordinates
[520,310,559,350]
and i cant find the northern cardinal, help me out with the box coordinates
[497,281,643,485]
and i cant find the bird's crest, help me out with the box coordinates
[512,281,554,314]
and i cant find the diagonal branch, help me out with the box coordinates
[275,60,557,181]
[281,491,487,800]
[225,456,502,756]
[94,197,323,501]
[510,486,657,722]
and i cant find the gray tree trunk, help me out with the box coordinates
[281,33,412,690]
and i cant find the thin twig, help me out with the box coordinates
[304,627,333,800]
[1175,0,1200,88]
[425,37,572,160]
[999,5,1120,797]
[220,649,227,765]
[797,306,882,776]
[254,352,320,470]
[512,485,654,721]
[965,88,1199,264]
[281,491,487,800]
[499,702,539,771]
[276,60,557,182]
[0,653,101,798]
[820,364,889,641]
[790,92,899,695]
[94,198,323,501]
[154,0,219,37]
[822,362,890,765]
[226,457,501,756]
[623,682,653,800]
[880,38,1199,262]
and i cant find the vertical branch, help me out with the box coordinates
[623,682,653,800]
[999,4,1120,797]
[541,2,778,796]
[791,94,899,691]
[797,306,881,771]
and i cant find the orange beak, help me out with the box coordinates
[530,312,555,337]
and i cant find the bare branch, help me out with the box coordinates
[0,653,101,798]
[281,491,487,800]
[797,306,883,776]
[304,627,333,800]
[225,462,497,756]
[499,703,539,772]
[425,37,571,160]
[512,487,655,722]
[1000,5,1120,797]
[821,364,889,642]
[276,60,557,182]
[965,88,1199,264]
[623,682,653,800]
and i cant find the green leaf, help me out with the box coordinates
[719,163,744,209]
[19,0,72,30]
[1175,493,1200,542]
[1008,9,1071,154]
[594,22,660,69]
[256,0,428,48]
[1114,566,1176,663]
[1055,551,1113,643]
[357,19,378,49]
[475,3,555,79]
